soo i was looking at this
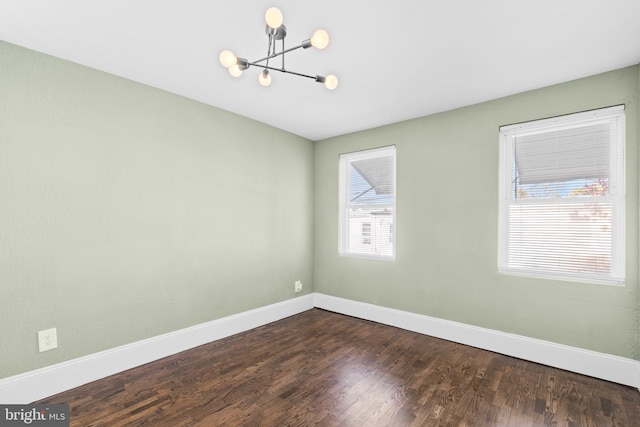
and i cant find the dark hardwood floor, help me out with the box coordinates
[37,309,640,426]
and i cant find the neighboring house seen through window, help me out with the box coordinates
[499,105,625,285]
[339,146,396,260]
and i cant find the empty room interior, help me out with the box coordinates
[1,1,640,425]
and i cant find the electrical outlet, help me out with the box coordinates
[294,281,302,293]
[38,328,58,352]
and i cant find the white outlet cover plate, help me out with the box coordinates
[38,328,58,352]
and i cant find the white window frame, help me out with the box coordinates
[498,105,625,285]
[339,146,396,260]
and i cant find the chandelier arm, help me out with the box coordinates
[251,43,304,65]
[247,63,319,80]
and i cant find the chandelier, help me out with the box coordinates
[219,7,338,90]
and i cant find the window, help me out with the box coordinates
[499,105,625,285]
[339,146,396,259]
[362,223,372,245]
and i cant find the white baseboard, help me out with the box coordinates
[0,295,314,404]
[2,292,638,404]
[313,293,640,390]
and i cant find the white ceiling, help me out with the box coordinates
[1,1,639,141]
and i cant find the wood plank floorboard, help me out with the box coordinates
[36,308,640,426]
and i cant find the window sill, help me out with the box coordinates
[340,252,396,262]
[498,269,625,287]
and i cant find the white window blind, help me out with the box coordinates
[339,146,396,259]
[499,105,625,285]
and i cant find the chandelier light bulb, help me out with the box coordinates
[228,64,243,77]
[310,29,330,49]
[324,74,338,90]
[259,70,272,87]
[265,7,283,29]
[219,50,237,68]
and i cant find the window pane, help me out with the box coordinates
[514,123,611,185]
[347,207,393,256]
[508,202,612,275]
[515,178,609,199]
[349,160,394,204]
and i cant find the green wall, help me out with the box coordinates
[314,66,640,360]
[0,41,314,378]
